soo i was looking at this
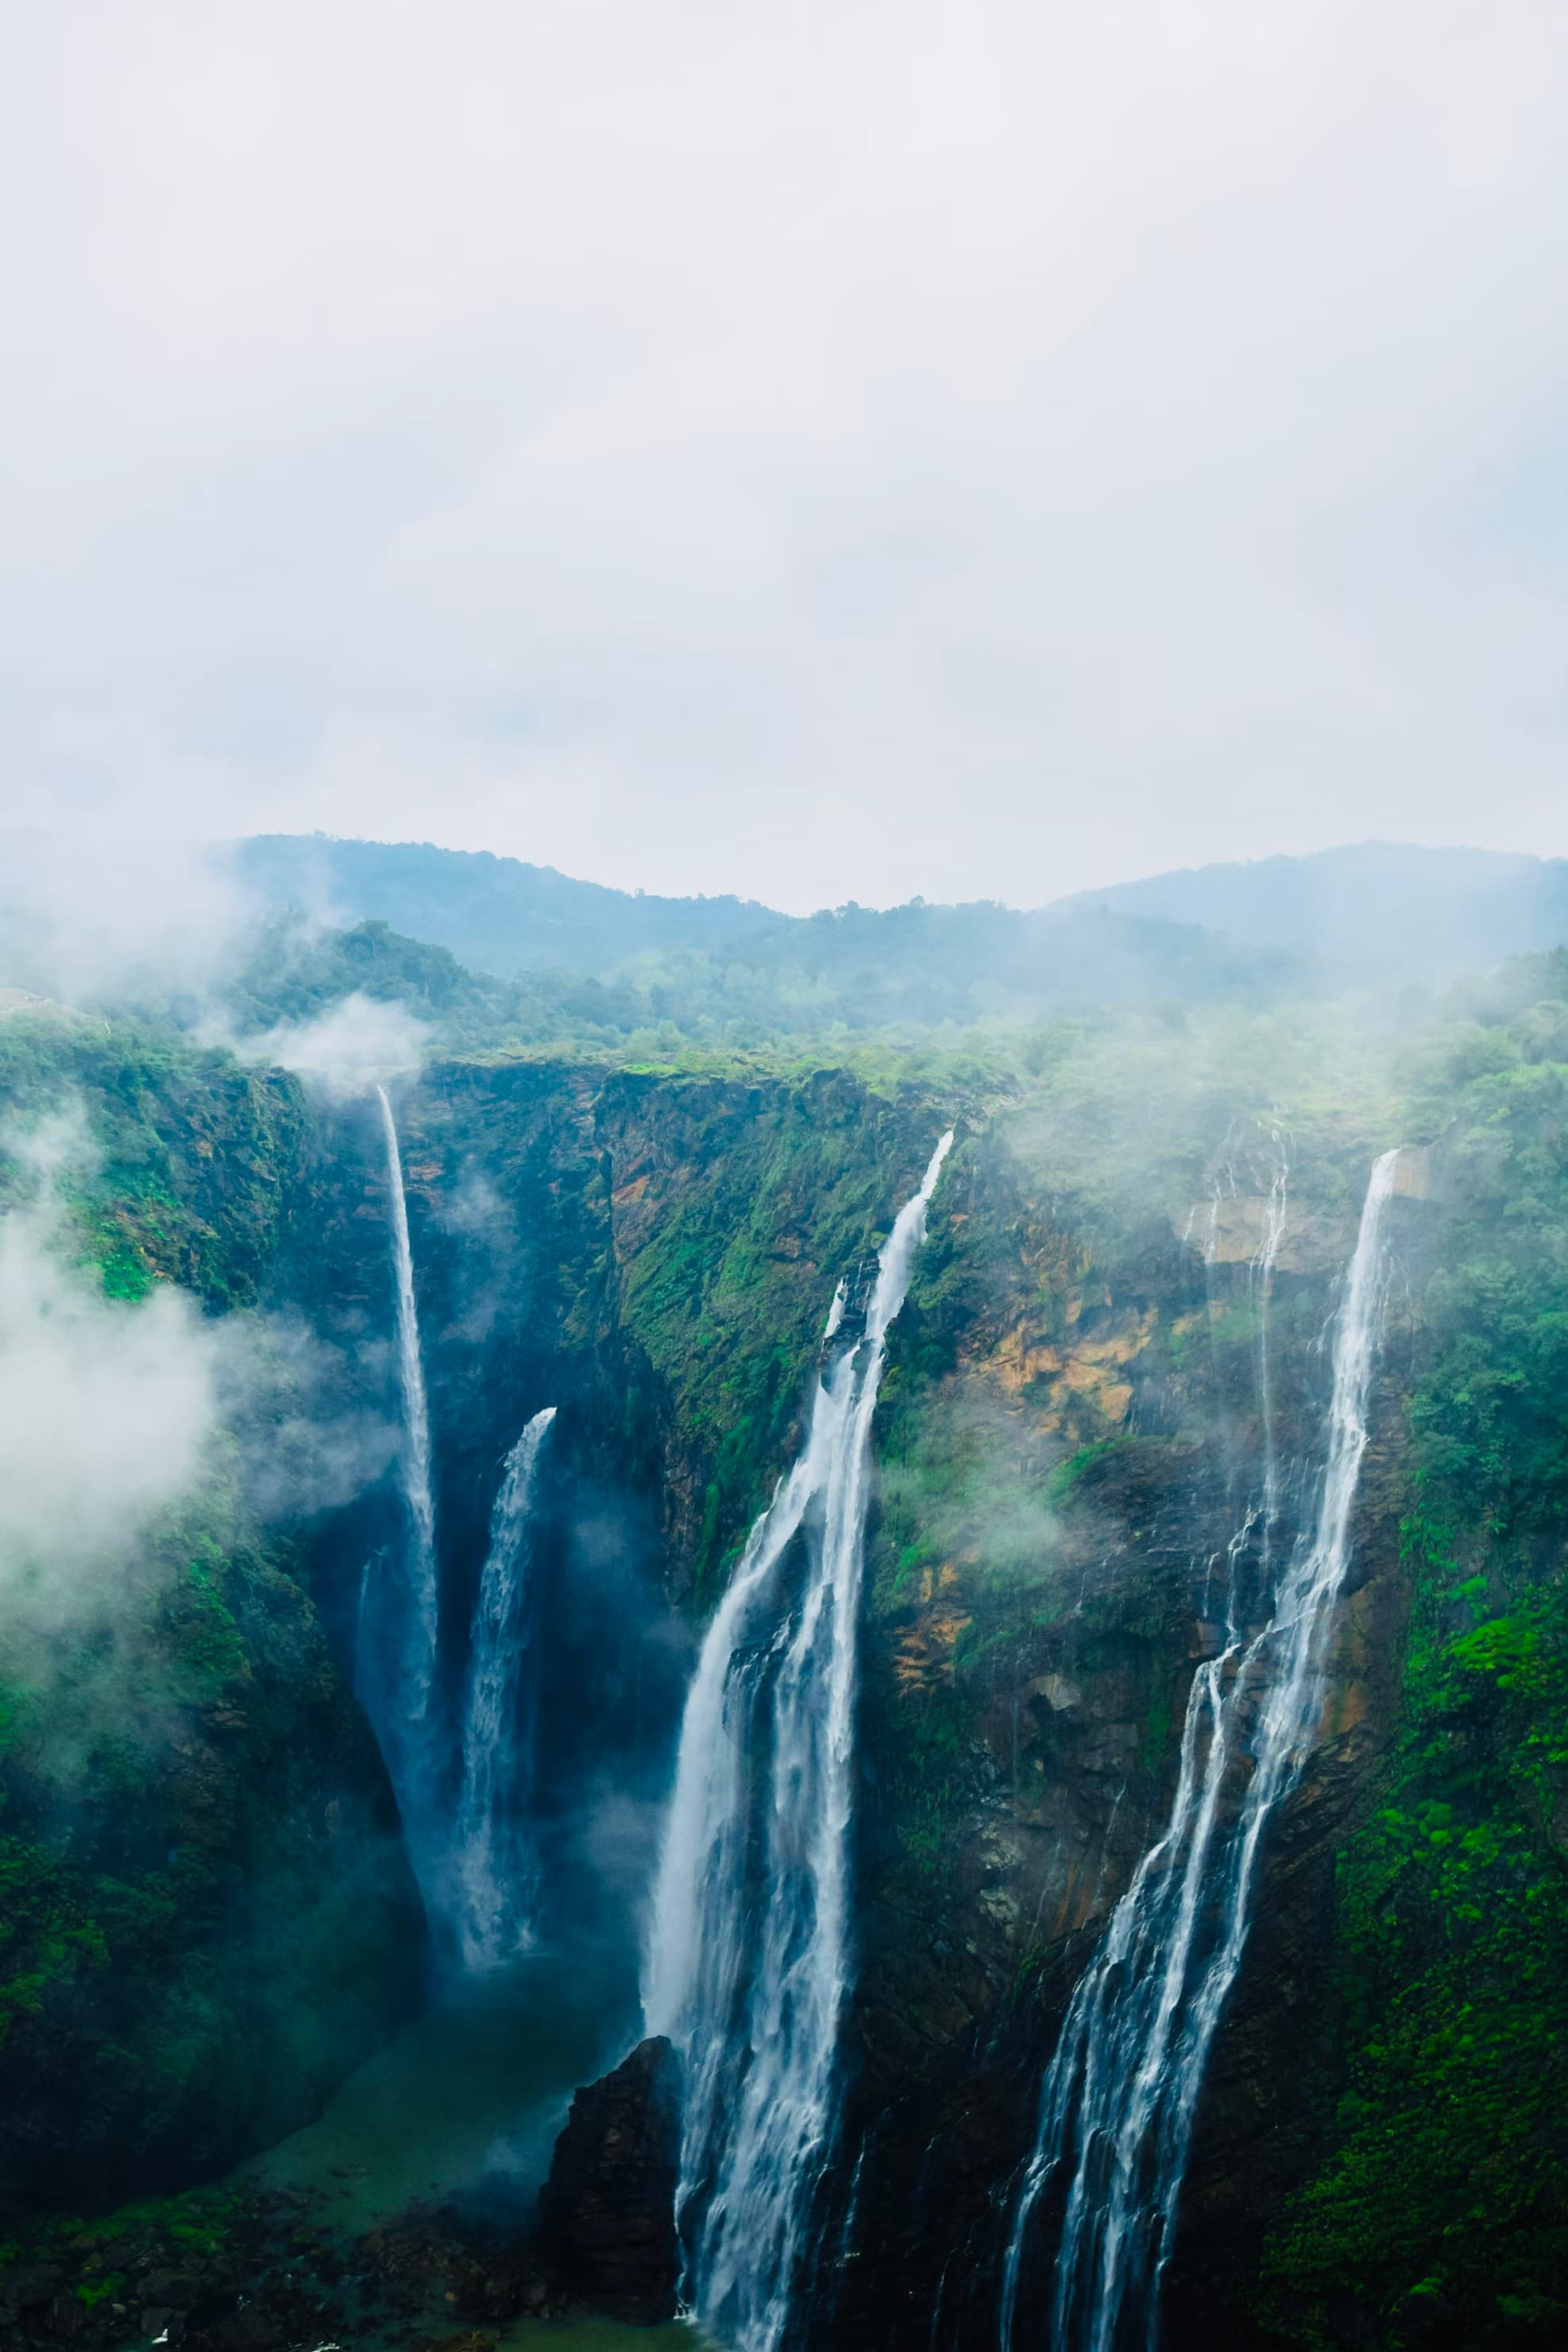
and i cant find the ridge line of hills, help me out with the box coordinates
[5,832,1568,1052]
[230,833,1568,983]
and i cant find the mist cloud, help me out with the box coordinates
[236,990,431,1095]
[0,1110,400,1620]
[0,828,259,1008]
[0,1127,219,1597]
[220,1306,400,1526]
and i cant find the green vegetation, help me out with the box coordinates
[0,2179,251,2322]
[1261,990,1568,2348]
[601,1068,962,1601]
[0,1509,421,2207]
[233,832,782,979]
[0,1026,419,2215]
[231,833,1304,1018]
[0,1010,303,1307]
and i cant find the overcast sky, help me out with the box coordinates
[4,2,1566,913]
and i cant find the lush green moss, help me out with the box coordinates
[0,1829,109,2052]
[1261,1022,1568,2347]
[0,2179,248,2292]
[0,1012,304,1308]
[1261,1519,1568,2346]
[601,1068,963,1601]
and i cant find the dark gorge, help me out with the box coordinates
[2,1006,1566,2352]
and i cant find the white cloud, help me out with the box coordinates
[235,990,430,1095]
[0,1110,401,1616]
[0,828,257,1005]
[3,2,1567,908]
[0,1129,218,1593]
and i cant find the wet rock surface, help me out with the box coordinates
[539,2036,682,2325]
[0,2183,562,2352]
[0,2035,687,2349]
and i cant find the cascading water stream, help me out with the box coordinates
[1000,1147,1400,2352]
[645,1133,954,2352]
[362,1085,441,1867]
[447,1406,557,1971]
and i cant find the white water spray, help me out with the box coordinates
[448,1406,557,1971]
[646,1133,954,2352]
[1000,1148,1400,2352]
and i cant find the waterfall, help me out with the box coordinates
[448,1406,557,1972]
[363,1085,441,1852]
[645,1132,954,2352]
[1000,1148,1400,2352]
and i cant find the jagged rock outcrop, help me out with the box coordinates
[539,2035,682,2323]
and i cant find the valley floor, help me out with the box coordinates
[1,1952,697,2352]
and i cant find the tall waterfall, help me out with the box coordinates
[645,1132,954,2352]
[364,1086,441,1848]
[1000,1147,1400,2352]
[448,1406,557,1971]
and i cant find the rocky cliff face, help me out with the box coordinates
[0,1536,424,2213]
[269,1053,1464,2345]
[303,1054,1437,2344]
[540,2036,682,2323]
[816,1122,1431,2349]
[6,1010,1564,2345]
[0,1024,423,2215]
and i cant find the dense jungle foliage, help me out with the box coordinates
[1261,1001,1568,2349]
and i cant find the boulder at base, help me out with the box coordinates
[541,2036,682,2323]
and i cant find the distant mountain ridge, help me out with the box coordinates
[232,833,1568,982]
[6,825,1568,1060]
[227,832,1294,1025]
[234,833,782,978]
[1060,841,1568,971]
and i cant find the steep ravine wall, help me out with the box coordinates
[0,1027,423,2213]
[0,1031,968,2223]
[279,1059,961,1946]
[10,1020,1558,2349]
[818,1130,1434,2350]
[341,1058,1437,2346]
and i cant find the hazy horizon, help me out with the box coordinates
[3,821,1562,925]
[7,5,1568,913]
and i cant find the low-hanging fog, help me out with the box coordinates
[0,1114,221,1610]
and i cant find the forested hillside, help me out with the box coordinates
[231,833,1568,988]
